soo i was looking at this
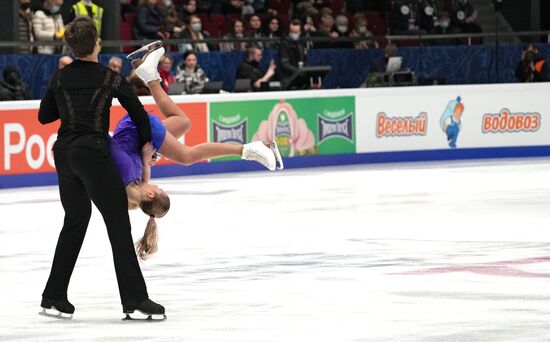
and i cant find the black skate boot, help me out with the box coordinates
[39,297,75,320]
[122,298,166,321]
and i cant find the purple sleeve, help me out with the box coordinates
[108,137,143,187]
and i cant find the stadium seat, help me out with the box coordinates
[120,13,135,53]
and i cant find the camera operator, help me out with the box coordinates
[515,44,548,83]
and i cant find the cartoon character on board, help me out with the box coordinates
[440,96,464,148]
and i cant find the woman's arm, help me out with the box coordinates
[141,142,155,183]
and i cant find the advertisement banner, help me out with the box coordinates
[0,102,208,176]
[209,96,356,160]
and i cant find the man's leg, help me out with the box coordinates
[70,147,148,307]
[43,149,92,303]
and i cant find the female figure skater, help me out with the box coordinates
[110,43,283,260]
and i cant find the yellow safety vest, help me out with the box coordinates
[72,1,104,38]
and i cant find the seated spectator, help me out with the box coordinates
[159,0,184,40]
[19,0,34,55]
[350,13,378,49]
[179,15,210,52]
[245,14,265,49]
[196,0,218,13]
[311,13,337,49]
[263,16,282,50]
[251,0,269,14]
[32,0,65,54]
[175,51,209,94]
[516,44,548,83]
[391,0,424,35]
[333,14,354,49]
[451,0,482,34]
[107,56,123,74]
[418,0,442,33]
[177,0,196,25]
[220,19,247,52]
[242,0,255,16]
[158,54,175,91]
[223,0,244,15]
[120,0,136,21]
[133,0,171,40]
[279,19,307,87]
[127,70,151,96]
[0,67,31,101]
[430,11,463,45]
[58,55,73,69]
[236,47,276,90]
[294,0,328,19]
[67,0,104,40]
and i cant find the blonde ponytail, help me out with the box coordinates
[136,215,159,260]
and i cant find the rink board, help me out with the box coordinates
[1,83,549,188]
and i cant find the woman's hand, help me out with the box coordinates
[141,142,156,166]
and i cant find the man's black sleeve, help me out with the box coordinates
[38,77,59,124]
[114,74,152,147]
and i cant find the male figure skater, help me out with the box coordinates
[38,16,165,320]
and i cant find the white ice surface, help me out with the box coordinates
[1,159,550,341]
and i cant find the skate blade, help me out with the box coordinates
[38,307,73,320]
[126,40,163,61]
[271,141,284,170]
[122,312,167,322]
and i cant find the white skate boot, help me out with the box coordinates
[270,141,284,170]
[242,141,278,171]
[128,42,164,84]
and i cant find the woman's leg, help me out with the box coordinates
[158,130,243,166]
[147,81,191,138]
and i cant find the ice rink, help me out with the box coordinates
[2,159,550,341]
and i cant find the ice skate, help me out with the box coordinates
[128,42,165,84]
[38,297,74,320]
[270,141,284,170]
[242,141,279,171]
[122,298,166,322]
[126,40,163,64]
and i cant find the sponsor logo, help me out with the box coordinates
[318,113,354,142]
[212,119,247,144]
[376,112,427,138]
[3,123,57,171]
[482,109,540,134]
[440,96,464,149]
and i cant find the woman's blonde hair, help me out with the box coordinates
[135,189,171,260]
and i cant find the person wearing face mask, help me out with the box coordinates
[68,0,104,42]
[350,13,378,49]
[451,0,482,35]
[0,66,32,101]
[333,15,354,49]
[32,0,65,54]
[133,0,171,40]
[279,19,307,88]
[19,0,34,55]
[430,11,463,45]
[179,15,210,52]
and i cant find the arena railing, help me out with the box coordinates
[0,30,549,50]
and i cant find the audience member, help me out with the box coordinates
[159,0,184,39]
[32,0,65,54]
[220,19,247,52]
[279,20,307,87]
[418,0,442,33]
[450,0,482,34]
[263,16,282,50]
[133,0,171,40]
[68,0,104,40]
[350,13,378,49]
[311,13,337,49]
[107,56,123,73]
[158,54,175,91]
[120,0,136,21]
[516,44,548,82]
[333,14,354,49]
[19,0,34,55]
[175,50,209,94]
[58,55,73,69]
[177,0,197,25]
[223,0,244,15]
[236,47,276,90]
[245,14,265,49]
[0,67,31,101]
[430,11,463,45]
[179,15,210,52]
[391,0,420,35]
